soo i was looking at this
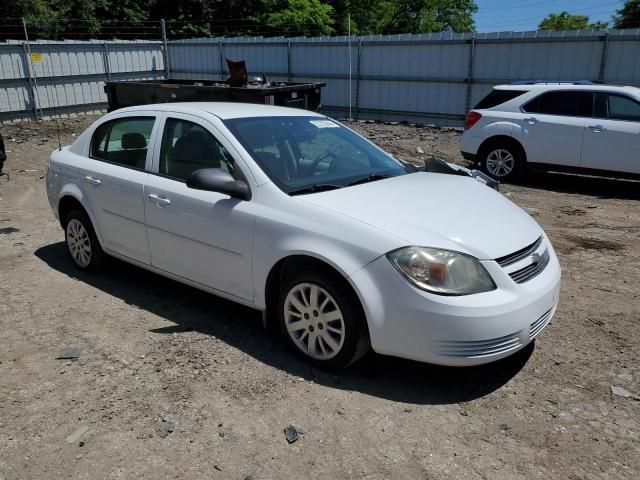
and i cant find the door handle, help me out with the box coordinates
[148,193,171,206]
[523,117,537,125]
[84,176,101,186]
[588,124,604,133]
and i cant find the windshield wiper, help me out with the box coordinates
[288,184,343,196]
[346,173,393,187]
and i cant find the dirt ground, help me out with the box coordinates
[0,115,638,480]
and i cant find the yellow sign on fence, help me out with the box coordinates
[30,53,42,63]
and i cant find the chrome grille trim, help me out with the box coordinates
[509,249,550,284]
[530,307,553,339]
[434,331,522,358]
[495,236,543,267]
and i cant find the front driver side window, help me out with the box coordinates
[159,118,235,181]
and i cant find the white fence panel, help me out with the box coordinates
[2,30,640,124]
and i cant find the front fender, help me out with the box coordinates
[252,232,384,310]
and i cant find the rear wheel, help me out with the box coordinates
[480,143,524,181]
[64,210,104,271]
[278,266,370,369]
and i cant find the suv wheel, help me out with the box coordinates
[278,267,370,369]
[64,210,104,271]
[480,144,523,181]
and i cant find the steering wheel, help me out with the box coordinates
[301,152,336,177]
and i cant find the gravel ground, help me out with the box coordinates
[0,115,638,480]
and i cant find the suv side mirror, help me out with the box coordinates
[186,168,250,200]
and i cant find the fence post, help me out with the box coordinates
[598,32,609,83]
[161,19,171,79]
[464,35,476,114]
[21,42,39,120]
[102,42,111,81]
[287,40,292,81]
[218,40,225,80]
[354,40,362,120]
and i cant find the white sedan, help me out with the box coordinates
[46,103,561,368]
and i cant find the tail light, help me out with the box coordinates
[464,111,482,130]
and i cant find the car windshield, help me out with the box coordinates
[224,116,410,194]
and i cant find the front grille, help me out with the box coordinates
[496,236,543,267]
[433,331,522,358]
[495,236,550,284]
[509,249,550,283]
[530,307,553,339]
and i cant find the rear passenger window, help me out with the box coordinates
[595,93,640,121]
[474,90,526,109]
[159,118,235,181]
[90,117,155,169]
[523,91,592,117]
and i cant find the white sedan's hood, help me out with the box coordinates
[300,172,542,259]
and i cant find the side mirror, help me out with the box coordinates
[186,168,250,200]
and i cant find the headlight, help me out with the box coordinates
[386,247,496,296]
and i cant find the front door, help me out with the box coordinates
[144,114,255,301]
[580,92,640,174]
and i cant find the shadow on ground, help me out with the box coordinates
[36,242,534,405]
[516,170,640,200]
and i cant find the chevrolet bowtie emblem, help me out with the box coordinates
[531,252,541,265]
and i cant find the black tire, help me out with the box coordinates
[64,209,105,272]
[278,265,370,369]
[479,141,524,182]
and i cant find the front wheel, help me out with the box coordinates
[278,267,370,369]
[480,144,524,181]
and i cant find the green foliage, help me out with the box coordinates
[359,0,478,34]
[3,0,100,36]
[538,11,608,31]
[261,0,335,35]
[1,0,479,38]
[613,0,640,29]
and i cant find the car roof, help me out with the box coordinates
[113,102,325,120]
[494,84,640,94]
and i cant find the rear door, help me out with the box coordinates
[580,92,640,174]
[80,114,158,264]
[516,91,591,167]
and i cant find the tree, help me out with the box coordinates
[539,11,608,31]
[324,0,379,35]
[0,0,478,39]
[260,0,335,36]
[2,0,101,38]
[364,0,477,34]
[613,0,640,29]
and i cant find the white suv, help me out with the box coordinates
[460,83,640,181]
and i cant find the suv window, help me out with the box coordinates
[159,118,235,181]
[474,89,526,109]
[90,117,155,169]
[523,91,592,117]
[594,93,640,122]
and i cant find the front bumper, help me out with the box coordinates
[349,242,561,366]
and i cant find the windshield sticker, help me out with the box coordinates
[310,120,339,128]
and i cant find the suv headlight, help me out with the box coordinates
[387,247,496,296]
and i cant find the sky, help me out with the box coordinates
[473,0,626,32]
